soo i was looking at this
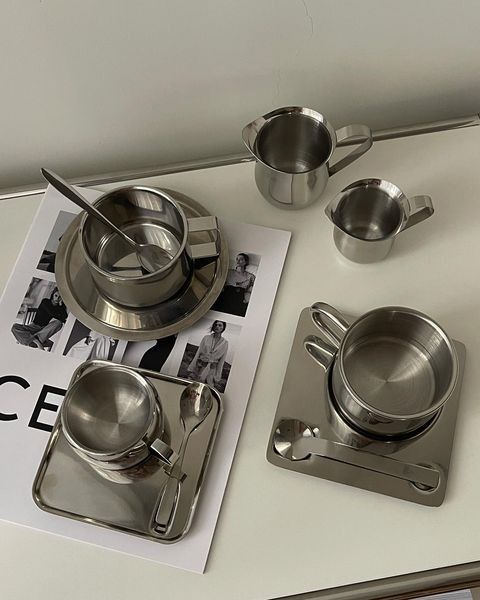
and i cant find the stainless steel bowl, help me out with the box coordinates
[305,303,459,438]
[61,363,165,471]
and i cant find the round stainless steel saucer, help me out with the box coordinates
[55,189,229,341]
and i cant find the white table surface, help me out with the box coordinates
[1,126,480,600]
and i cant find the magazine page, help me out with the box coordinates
[0,185,290,573]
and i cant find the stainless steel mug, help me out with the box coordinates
[304,302,458,438]
[80,186,220,307]
[325,179,434,263]
[61,363,178,477]
[242,106,372,209]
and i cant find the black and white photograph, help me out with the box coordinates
[177,317,241,393]
[120,335,178,373]
[63,319,118,361]
[11,277,68,352]
[211,251,260,317]
[37,210,76,273]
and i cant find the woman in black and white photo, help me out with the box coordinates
[212,252,257,317]
[138,335,177,372]
[12,286,68,350]
[120,335,178,374]
[187,320,228,387]
[64,320,117,361]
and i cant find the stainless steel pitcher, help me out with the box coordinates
[325,179,434,263]
[242,106,372,209]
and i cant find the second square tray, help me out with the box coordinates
[33,359,223,543]
[267,307,466,507]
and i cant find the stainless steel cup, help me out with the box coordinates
[242,106,372,209]
[61,363,177,476]
[325,179,434,263]
[79,186,220,307]
[304,303,458,438]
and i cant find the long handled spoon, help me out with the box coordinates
[154,381,214,532]
[274,419,440,490]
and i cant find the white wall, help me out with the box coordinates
[2,0,480,188]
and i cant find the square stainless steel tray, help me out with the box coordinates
[267,308,466,507]
[33,360,223,543]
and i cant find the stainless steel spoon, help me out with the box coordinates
[273,419,440,490]
[154,381,214,532]
[41,168,173,274]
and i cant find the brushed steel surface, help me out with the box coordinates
[55,189,229,340]
[308,303,459,438]
[267,307,466,506]
[325,179,434,263]
[242,106,372,209]
[32,360,223,543]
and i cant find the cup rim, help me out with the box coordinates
[242,106,337,174]
[78,185,189,282]
[61,364,159,459]
[337,306,459,420]
[326,178,409,242]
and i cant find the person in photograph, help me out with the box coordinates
[37,211,76,273]
[11,287,68,350]
[188,320,228,387]
[66,330,115,361]
[212,252,256,317]
[138,335,177,372]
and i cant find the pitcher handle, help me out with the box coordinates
[402,195,434,231]
[328,124,373,176]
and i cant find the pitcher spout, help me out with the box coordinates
[241,116,264,160]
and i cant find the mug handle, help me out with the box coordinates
[305,303,350,370]
[150,438,179,468]
[187,216,220,260]
[402,195,434,231]
[304,335,337,371]
[310,302,349,345]
[328,124,373,176]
